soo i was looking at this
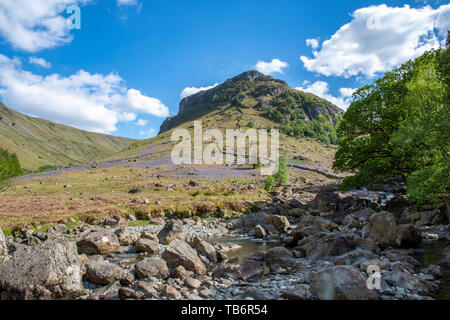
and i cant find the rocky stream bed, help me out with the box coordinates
[0,181,449,301]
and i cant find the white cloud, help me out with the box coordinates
[254,59,288,75]
[139,127,156,138]
[306,38,320,50]
[0,54,169,134]
[180,83,219,99]
[28,57,52,68]
[296,81,356,110]
[301,4,450,78]
[117,0,138,6]
[136,119,147,127]
[0,0,91,52]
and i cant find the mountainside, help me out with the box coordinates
[106,71,344,172]
[0,103,136,170]
[160,70,343,137]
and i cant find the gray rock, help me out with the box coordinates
[239,259,265,282]
[77,227,121,255]
[267,215,290,233]
[162,284,182,299]
[0,237,85,300]
[311,265,377,300]
[115,227,139,246]
[162,239,206,275]
[298,232,362,260]
[397,224,422,248]
[135,257,169,279]
[136,238,158,254]
[368,212,400,249]
[86,261,123,285]
[184,277,202,289]
[314,191,340,211]
[264,246,295,268]
[188,236,217,262]
[281,285,312,300]
[157,220,185,244]
[297,215,339,233]
[254,225,267,238]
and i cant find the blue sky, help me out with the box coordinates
[0,0,448,139]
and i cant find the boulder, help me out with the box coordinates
[188,236,217,263]
[162,285,182,299]
[162,240,206,275]
[157,220,185,244]
[385,195,409,215]
[254,225,267,238]
[77,227,120,255]
[0,237,85,300]
[86,261,123,285]
[367,212,400,249]
[238,259,265,282]
[135,257,169,279]
[264,246,295,268]
[267,215,290,233]
[311,265,377,300]
[136,238,158,254]
[115,227,139,246]
[314,191,340,211]
[0,227,7,263]
[184,277,202,289]
[397,224,422,248]
[297,215,339,233]
[298,232,363,260]
[407,210,444,226]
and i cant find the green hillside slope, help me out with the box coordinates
[0,103,137,170]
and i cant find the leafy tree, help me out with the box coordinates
[334,35,449,206]
[264,156,290,192]
[0,148,23,182]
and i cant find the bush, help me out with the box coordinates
[264,156,290,192]
[264,175,276,192]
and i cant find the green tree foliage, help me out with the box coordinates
[334,35,450,206]
[0,148,23,181]
[266,92,340,145]
[264,156,290,192]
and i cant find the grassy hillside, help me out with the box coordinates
[0,103,137,170]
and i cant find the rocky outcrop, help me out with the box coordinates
[162,240,206,275]
[311,265,377,300]
[157,220,185,245]
[76,227,120,255]
[0,237,85,300]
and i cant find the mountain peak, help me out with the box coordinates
[159,70,342,135]
[228,70,276,83]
